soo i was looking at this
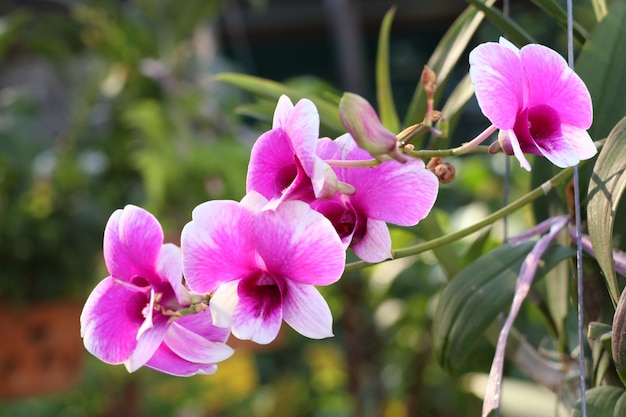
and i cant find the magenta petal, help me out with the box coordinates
[254,200,346,286]
[520,44,592,129]
[561,124,597,161]
[104,205,163,282]
[164,321,234,364]
[146,343,219,377]
[182,200,257,293]
[246,129,296,200]
[469,41,524,129]
[176,310,231,343]
[334,136,438,226]
[157,243,189,306]
[125,312,170,372]
[272,95,295,129]
[285,98,319,178]
[351,219,392,263]
[534,135,579,168]
[80,277,146,364]
[507,129,532,171]
[231,280,283,344]
[282,281,333,339]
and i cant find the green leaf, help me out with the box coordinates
[403,0,495,127]
[215,73,344,134]
[570,386,626,417]
[375,7,400,133]
[413,210,461,278]
[587,115,626,305]
[576,1,626,140]
[465,0,536,47]
[529,0,588,43]
[433,242,574,373]
[591,0,608,21]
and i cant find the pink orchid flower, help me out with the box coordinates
[314,134,439,263]
[246,95,353,204]
[181,192,346,345]
[80,205,233,376]
[469,37,596,171]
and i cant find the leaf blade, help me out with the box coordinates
[375,7,400,132]
[587,115,626,305]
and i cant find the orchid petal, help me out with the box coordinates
[125,311,170,372]
[80,277,146,364]
[469,41,524,129]
[272,95,295,128]
[104,205,163,282]
[561,124,597,161]
[157,243,189,306]
[240,190,270,213]
[182,200,256,293]
[282,281,334,339]
[246,128,296,200]
[254,200,345,286]
[208,281,240,329]
[176,310,231,343]
[328,135,438,226]
[146,343,219,377]
[534,134,580,168]
[520,44,592,129]
[284,98,319,178]
[164,321,234,364]
[351,219,393,263]
[231,278,283,344]
[507,129,532,171]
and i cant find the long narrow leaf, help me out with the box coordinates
[587,115,626,305]
[575,1,626,140]
[529,0,588,43]
[403,0,495,127]
[433,242,574,373]
[376,7,400,132]
[465,0,536,46]
[215,72,344,134]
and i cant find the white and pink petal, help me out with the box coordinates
[182,200,257,293]
[80,277,147,365]
[254,200,345,286]
[282,282,334,339]
[103,205,163,282]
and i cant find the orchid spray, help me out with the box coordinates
[77,4,625,416]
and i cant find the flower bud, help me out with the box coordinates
[427,157,456,184]
[339,92,406,163]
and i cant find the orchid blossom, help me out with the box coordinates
[315,134,439,262]
[469,37,596,171]
[181,192,346,345]
[80,205,233,376]
[246,95,353,203]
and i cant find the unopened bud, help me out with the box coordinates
[339,92,406,163]
[427,157,456,184]
[422,66,437,97]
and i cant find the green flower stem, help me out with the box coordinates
[344,166,574,273]
[405,123,497,158]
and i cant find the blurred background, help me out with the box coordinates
[0,0,572,416]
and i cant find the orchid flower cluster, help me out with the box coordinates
[80,36,596,414]
[80,92,440,375]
